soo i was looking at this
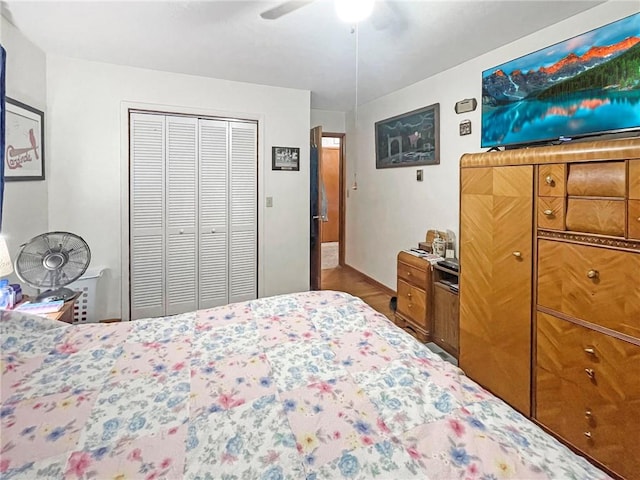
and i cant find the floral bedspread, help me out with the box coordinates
[1,291,609,479]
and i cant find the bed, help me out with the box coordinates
[1,291,610,479]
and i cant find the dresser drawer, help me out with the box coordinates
[537,196,565,230]
[397,279,426,325]
[536,312,640,400]
[538,164,566,197]
[630,159,640,200]
[566,161,626,197]
[537,240,640,338]
[397,260,428,286]
[630,199,640,240]
[536,365,640,479]
[565,198,625,237]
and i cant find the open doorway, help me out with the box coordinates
[309,129,345,290]
[319,135,344,270]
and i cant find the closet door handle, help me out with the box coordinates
[179,229,185,234]
[211,228,216,234]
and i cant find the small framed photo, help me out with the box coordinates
[4,97,45,181]
[272,146,300,171]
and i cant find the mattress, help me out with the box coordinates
[0,291,609,479]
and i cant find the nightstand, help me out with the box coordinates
[21,292,80,324]
[394,251,432,342]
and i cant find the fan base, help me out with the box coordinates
[36,287,78,303]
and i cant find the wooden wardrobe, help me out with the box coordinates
[459,137,640,479]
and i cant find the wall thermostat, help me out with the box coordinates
[455,98,477,114]
[459,120,472,136]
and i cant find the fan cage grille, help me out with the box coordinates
[15,232,91,290]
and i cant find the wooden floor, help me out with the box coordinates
[321,266,394,320]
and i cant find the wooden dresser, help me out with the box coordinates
[459,137,640,479]
[394,251,432,342]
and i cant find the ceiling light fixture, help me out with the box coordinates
[335,0,374,23]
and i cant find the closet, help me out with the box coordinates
[129,112,257,319]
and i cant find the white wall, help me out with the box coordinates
[46,55,310,320]
[345,1,638,290]
[0,17,48,294]
[311,109,346,133]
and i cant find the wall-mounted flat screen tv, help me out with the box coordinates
[482,12,640,149]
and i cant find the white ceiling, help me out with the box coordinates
[2,0,606,111]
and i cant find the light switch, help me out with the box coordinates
[417,169,423,181]
[266,196,273,207]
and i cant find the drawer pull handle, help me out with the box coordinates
[587,269,598,279]
[585,410,592,419]
[584,431,592,439]
[512,251,522,258]
[585,368,595,379]
[543,209,553,216]
[545,175,554,185]
[584,346,595,355]
[407,293,412,299]
[407,271,412,276]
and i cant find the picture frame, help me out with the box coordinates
[272,146,300,171]
[4,97,45,181]
[375,103,440,169]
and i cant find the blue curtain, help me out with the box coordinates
[0,45,5,232]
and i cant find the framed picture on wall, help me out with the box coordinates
[272,146,300,171]
[4,97,45,181]
[375,103,440,169]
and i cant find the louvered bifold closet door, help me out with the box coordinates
[130,113,166,319]
[198,119,229,308]
[166,116,198,315]
[229,121,257,303]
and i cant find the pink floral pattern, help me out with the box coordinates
[0,293,610,479]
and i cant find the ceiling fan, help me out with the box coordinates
[260,0,401,29]
[260,0,315,20]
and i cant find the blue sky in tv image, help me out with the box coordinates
[482,13,639,77]
[481,12,640,148]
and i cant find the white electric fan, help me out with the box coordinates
[14,231,91,302]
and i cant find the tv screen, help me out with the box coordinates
[481,13,640,149]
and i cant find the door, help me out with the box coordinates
[198,119,229,309]
[166,116,198,315]
[130,113,165,319]
[321,145,340,243]
[229,121,258,303]
[310,125,323,290]
[459,165,533,415]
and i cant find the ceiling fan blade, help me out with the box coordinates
[260,0,315,20]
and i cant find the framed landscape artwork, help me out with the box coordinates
[375,103,440,169]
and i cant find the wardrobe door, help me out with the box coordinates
[459,165,534,415]
[130,113,166,320]
[229,122,257,303]
[199,119,229,308]
[165,116,198,315]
